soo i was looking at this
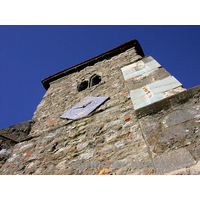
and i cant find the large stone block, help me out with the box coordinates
[139,116,200,155]
[162,105,200,128]
[148,76,182,95]
[132,93,164,110]
[154,148,196,174]
[0,120,34,143]
[135,85,200,118]
[121,57,161,81]
[129,76,182,110]
[125,67,171,91]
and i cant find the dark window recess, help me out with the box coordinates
[90,75,101,87]
[77,80,88,92]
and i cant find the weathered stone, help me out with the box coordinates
[1,40,200,175]
[114,140,124,148]
[138,99,200,157]
[0,120,34,142]
[77,141,89,151]
[194,143,200,157]
[79,149,94,160]
[19,143,35,152]
[77,126,86,133]
[147,122,200,155]
[101,144,113,153]
[121,56,161,81]
[126,67,171,91]
[55,160,66,170]
[166,160,200,175]
[154,148,196,174]
[0,149,11,157]
[136,85,200,118]
[0,120,34,167]
[162,105,200,128]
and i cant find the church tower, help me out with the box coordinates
[1,39,200,175]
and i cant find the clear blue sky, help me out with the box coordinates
[0,25,200,129]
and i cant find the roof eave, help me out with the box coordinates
[41,39,144,90]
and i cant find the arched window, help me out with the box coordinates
[90,74,101,87]
[77,80,88,92]
[77,74,102,92]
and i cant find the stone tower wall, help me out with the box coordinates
[1,41,200,175]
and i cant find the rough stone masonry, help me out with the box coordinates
[1,39,200,175]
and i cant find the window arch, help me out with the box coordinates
[90,74,101,87]
[77,80,89,92]
[77,74,102,92]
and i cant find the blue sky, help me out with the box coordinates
[0,25,200,129]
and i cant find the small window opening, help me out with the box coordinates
[77,80,88,92]
[90,74,101,87]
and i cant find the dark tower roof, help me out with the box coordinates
[41,39,144,90]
